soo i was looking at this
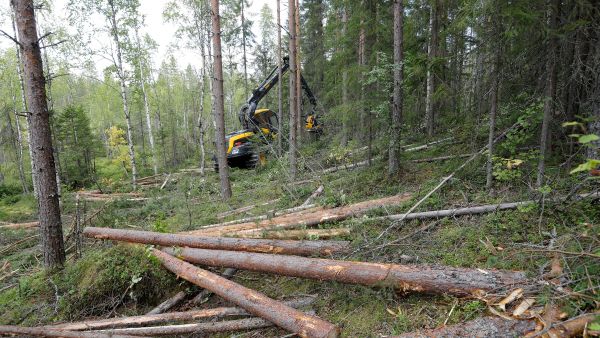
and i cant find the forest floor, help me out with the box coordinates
[0,135,598,337]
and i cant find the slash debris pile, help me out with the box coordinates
[1,193,597,337]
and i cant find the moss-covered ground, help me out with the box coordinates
[1,137,598,337]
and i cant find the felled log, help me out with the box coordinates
[151,249,340,338]
[0,221,39,229]
[163,248,527,297]
[322,159,370,174]
[83,227,350,256]
[217,199,280,219]
[187,267,237,306]
[0,325,136,337]
[231,228,352,240]
[187,193,412,237]
[404,137,454,152]
[393,312,599,338]
[411,153,475,163]
[101,313,315,336]
[47,296,315,331]
[301,185,324,207]
[376,201,533,222]
[146,290,186,315]
[392,316,537,338]
[206,204,320,229]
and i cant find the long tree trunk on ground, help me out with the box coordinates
[277,0,283,155]
[288,0,298,181]
[536,0,559,187]
[389,0,404,175]
[425,0,438,137]
[9,77,28,193]
[135,30,158,176]
[13,0,65,269]
[108,0,137,189]
[211,0,232,199]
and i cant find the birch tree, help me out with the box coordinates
[288,0,298,180]
[389,0,404,175]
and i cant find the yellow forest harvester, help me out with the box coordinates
[214,56,321,170]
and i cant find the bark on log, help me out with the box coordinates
[146,290,186,315]
[151,249,340,338]
[0,221,39,229]
[163,248,527,297]
[83,227,350,256]
[375,201,533,221]
[47,296,316,331]
[322,159,371,174]
[186,193,411,237]
[217,199,280,219]
[301,185,324,206]
[204,204,320,229]
[231,228,352,240]
[411,153,475,163]
[187,267,237,306]
[100,313,314,336]
[393,312,599,338]
[392,316,537,338]
[404,137,454,152]
[0,325,136,338]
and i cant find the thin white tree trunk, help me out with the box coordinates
[340,9,349,146]
[486,54,499,189]
[277,0,283,155]
[109,1,137,189]
[10,76,28,193]
[288,0,298,180]
[389,0,404,175]
[135,31,158,176]
[425,0,438,137]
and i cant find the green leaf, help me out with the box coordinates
[578,134,600,144]
[562,121,582,127]
[570,160,600,174]
[589,322,600,331]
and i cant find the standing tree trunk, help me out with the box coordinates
[9,76,28,193]
[288,0,298,180]
[425,0,439,137]
[389,0,404,175]
[536,0,560,187]
[340,9,349,146]
[276,0,283,156]
[241,0,248,94]
[486,55,499,189]
[108,0,138,189]
[211,0,232,199]
[136,30,158,176]
[11,8,35,196]
[13,0,65,268]
[295,0,302,138]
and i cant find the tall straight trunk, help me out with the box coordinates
[288,0,298,180]
[40,40,62,199]
[10,77,28,193]
[358,24,365,142]
[276,0,283,155]
[108,0,137,189]
[425,0,438,137]
[193,7,207,174]
[295,0,302,138]
[136,31,158,176]
[13,0,65,268]
[210,0,232,199]
[389,0,404,175]
[536,0,560,187]
[241,0,248,94]
[340,9,349,146]
[11,9,36,196]
[486,54,500,189]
